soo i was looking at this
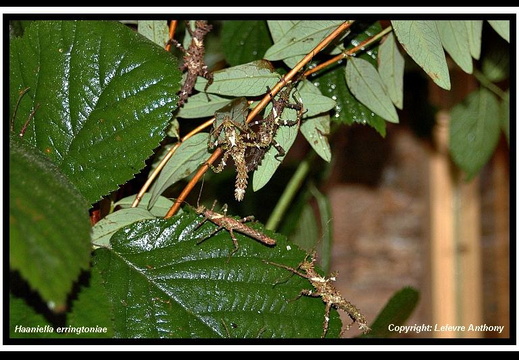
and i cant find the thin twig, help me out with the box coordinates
[131,118,214,208]
[305,24,393,77]
[165,20,177,52]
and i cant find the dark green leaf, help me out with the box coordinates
[10,20,182,204]
[314,63,386,137]
[10,134,91,309]
[450,88,501,180]
[9,292,56,338]
[343,21,382,63]
[67,265,115,338]
[94,209,343,338]
[360,286,419,338]
[221,20,272,66]
[481,38,510,83]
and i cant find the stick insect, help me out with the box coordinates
[245,83,305,172]
[170,20,213,107]
[264,252,371,338]
[193,200,276,257]
[208,97,259,201]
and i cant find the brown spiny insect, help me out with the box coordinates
[170,20,213,107]
[194,201,276,256]
[264,253,371,338]
[245,83,304,172]
[209,98,258,201]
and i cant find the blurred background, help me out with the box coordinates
[323,59,510,339]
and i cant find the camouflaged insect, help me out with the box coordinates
[264,253,371,338]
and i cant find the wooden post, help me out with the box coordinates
[428,110,483,337]
[429,111,457,337]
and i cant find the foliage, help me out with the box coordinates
[8,18,509,340]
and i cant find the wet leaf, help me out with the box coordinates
[221,20,272,66]
[9,20,181,204]
[345,57,399,123]
[94,209,343,338]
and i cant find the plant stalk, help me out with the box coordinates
[266,151,316,231]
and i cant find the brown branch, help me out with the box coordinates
[131,118,214,208]
[305,24,393,77]
[163,20,355,218]
[164,147,222,218]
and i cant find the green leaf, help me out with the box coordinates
[266,20,302,68]
[345,57,399,123]
[177,93,235,119]
[196,60,280,97]
[264,20,345,61]
[392,20,451,90]
[67,265,115,338]
[91,207,156,248]
[252,106,301,192]
[297,81,333,162]
[301,114,331,163]
[221,20,272,66]
[488,20,510,42]
[9,292,56,338]
[10,134,91,309]
[148,133,211,209]
[449,88,501,180]
[115,193,175,217]
[138,20,169,48]
[298,80,336,117]
[290,203,320,253]
[360,286,419,338]
[436,21,473,74]
[481,38,510,83]
[315,56,386,137]
[466,20,483,60]
[10,20,182,204]
[94,209,343,338]
[377,32,405,109]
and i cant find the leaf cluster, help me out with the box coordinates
[9,18,509,340]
